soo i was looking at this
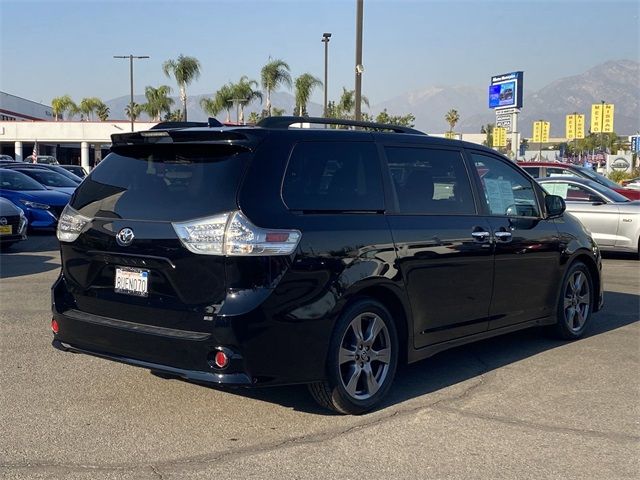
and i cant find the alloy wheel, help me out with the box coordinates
[338,312,392,400]
[563,270,590,333]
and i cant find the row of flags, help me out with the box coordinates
[32,140,38,162]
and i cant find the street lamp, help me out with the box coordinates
[113,54,150,131]
[321,32,331,117]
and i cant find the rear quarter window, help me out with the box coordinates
[282,141,384,212]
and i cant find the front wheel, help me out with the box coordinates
[308,298,399,415]
[552,261,593,340]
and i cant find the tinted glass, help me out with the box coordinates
[282,141,383,211]
[0,169,46,190]
[15,169,78,187]
[521,166,540,178]
[71,144,249,221]
[385,147,475,214]
[472,153,539,217]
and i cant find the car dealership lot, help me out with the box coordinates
[1,235,638,480]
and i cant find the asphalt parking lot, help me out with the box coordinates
[1,234,638,480]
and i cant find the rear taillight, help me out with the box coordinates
[172,211,301,256]
[57,205,91,242]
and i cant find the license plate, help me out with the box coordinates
[114,267,149,297]
[0,225,12,235]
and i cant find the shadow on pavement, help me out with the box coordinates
[0,252,60,278]
[3,231,60,254]
[178,289,638,415]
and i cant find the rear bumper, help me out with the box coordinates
[52,338,252,385]
[51,274,332,386]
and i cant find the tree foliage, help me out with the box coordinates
[162,54,201,121]
[141,85,174,121]
[294,73,322,117]
[445,109,460,133]
[260,58,292,117]
[51,95,76,121]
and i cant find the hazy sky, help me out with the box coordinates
[1,0,638,107]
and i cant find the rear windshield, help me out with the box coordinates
[71,144,249,221]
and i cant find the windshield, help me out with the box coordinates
[0,169,46,191]
[584,179,630,202]
[72,144,250,221]
[574,166,621,189]
[16,169,78,188]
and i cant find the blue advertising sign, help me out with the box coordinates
[632,136,639,153]
[489,71,524,110]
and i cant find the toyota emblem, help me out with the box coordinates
[116,227,135,247]
[0,217,6,226]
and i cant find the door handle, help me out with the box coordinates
[471,231,491,243]
[495,231,512,242]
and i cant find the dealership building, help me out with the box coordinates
[0,91,154,169]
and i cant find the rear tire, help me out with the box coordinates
[308,298,398,414]
[551,261,593,340]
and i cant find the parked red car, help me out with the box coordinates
[518,162,640,201]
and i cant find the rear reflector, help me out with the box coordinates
[214,351,229,369]
[51,318,59,334]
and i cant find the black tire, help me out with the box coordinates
[551,261,594,340]
[308,298,398,415]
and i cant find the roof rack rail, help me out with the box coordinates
[149,118,223,130]
[256,116,425,135]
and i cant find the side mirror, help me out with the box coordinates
[545,194,566,218]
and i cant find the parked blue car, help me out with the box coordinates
[11,167,77,195]
[0,169,70,229]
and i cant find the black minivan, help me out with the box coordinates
[52,117,603,414]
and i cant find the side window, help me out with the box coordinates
[541,182,603,203]
[471,153,540,217]
[385,147,475,215]
[522,166,540,178]
[282,141,384,211]
[547,167,579,177]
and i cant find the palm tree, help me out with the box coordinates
[232,76,262,124]
[51,95,75,121]
[95,102,110,121]
[79,97,103,121]
[141,85,174,121]
[125,102,142,122]
[162,54,201,121]
[445,109,460,133]
[260,58,292,117]
[337,87,369,118]
[481,123,494,147]
[200,83,235,122]
[294,73,322,116]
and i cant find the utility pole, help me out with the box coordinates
[354,0,364,121]
[114,54,150,131]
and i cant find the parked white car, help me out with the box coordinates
[538,176,640,257]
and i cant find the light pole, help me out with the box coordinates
[354,0,364,121]
[114,54,150,131]
[321,33,331,117]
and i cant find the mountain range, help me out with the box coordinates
[105,59,640,136]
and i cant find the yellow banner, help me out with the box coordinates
[566,115,575,140]
[533,121,542,143]
[591,104,602,133]
[444,131,456,139]
[541,121,550,142]
[493,127,506,147]
[575,114,585,139]
[602,104,614,133]
[533,121,549,143]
